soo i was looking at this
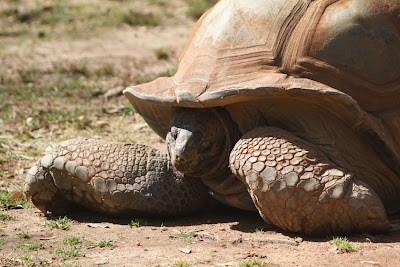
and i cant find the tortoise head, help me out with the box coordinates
[166,107,240,178]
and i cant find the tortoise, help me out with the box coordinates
[25,0,400,235]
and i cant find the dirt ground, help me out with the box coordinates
[1,1,400,266]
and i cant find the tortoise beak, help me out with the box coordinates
[174,128,192,159]
[167,128,196,172]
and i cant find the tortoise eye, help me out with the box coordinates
[170,127,179,139]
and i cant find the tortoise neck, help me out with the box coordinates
[201,107,241,179]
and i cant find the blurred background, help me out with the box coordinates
[0,0,218,190]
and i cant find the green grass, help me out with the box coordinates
[160,223,167,232]
[25,147,42,157]
[9,106,93,132]
[0,239,6,246]
[186,0,218,19]
[129,218,147,228]
[332,237,358,252]
[109,9,162,27]
[102,102,135,116]
[18,231,30,239]
[154,48,169,60]
[0,213,13,221]
[0,79,98,102]
[171,261,189,267]
[60,64,90,77]
[0,191,30,209]
[0,153,14,164]
[1,2,113,26]
[148,0,169,5]
[51,236,99,261]
[14,132,32,142]
[52,246,83,260]
[20,255,52,267]
[135,68,176,84]
[59,263,80,267]
[0,108,14,122]
[44,216,72,230]
[18,67,40,83]
[0,0,176,41]
[95,64,115,77]
[170,232,198,239]
[20,255,36,266]
[240,259,269,267]
[98,240,116,248]
[63,236,83,247]
[254,228,264,234]
[14,241,45,251]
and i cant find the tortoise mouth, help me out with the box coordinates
[166,130,200,175]
[171,157,198,175]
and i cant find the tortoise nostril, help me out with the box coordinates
[170,127,179,139]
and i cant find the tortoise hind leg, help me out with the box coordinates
[230,127,390,236]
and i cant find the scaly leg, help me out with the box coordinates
[230,127,390,235]
[25,139,213,216]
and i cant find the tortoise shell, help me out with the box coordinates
[124,0,400,176]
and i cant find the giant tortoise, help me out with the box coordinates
[26,0,400,235]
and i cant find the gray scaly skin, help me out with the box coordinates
[166,108,392,236]
[25,138,213,216]
[229,127,390,235]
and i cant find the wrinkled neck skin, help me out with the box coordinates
[166,107,241,180]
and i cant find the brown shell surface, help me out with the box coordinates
[124,0,400,175]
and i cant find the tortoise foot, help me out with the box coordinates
[25,139,213,217]
[230,127,390,236]
[25,148,79,215]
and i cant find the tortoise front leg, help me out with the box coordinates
[25,139,213,217]
[229,127,390,236]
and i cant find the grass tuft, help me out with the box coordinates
[332,236,358,252]
[44,216,72,230]
[14,241,45,251]
[20,254,36,266]
[18,231,30,239]
[95,64,115,77]
[186,0,218,19]
[135,68,176,84]
[60,64,90,77]
[20,255,52,266]
[0,213,13,221]
[148,0,169,5]
[52,246,83,260]
[129,218,147,228]
[98,240,116,248]
[110,9,162,27]
[63,236,83,247]
[155,48,169,60]
[170,232,198,239]
[254,228,264,234]
[240,259,270,267]
[172,260,189,267]
[160,223,167,232]
[0,191,31,209]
